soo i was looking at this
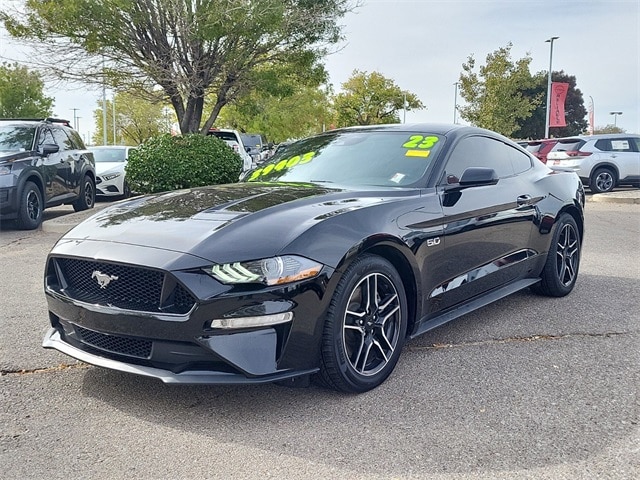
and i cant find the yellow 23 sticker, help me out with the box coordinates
[402,135,439,149]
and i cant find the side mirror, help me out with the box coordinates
[459,167,499,186]
[41,144,60,156]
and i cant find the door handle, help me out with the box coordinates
[517,194,532,206]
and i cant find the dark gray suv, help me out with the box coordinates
[0,118,96,229]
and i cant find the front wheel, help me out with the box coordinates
[318,254,408,393]
[16,181,43,230]
[532,213,581,297]
[590,167,616,194]
[72,175,95,212]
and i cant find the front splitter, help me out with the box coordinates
[42,328,318,385]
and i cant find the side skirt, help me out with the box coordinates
[410,278,540,339]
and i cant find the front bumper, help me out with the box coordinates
[95,175,125,196]
[43,327,317,384]
[43,248,334,384]
[0,176,19,219]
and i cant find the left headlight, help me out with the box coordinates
[206,255,323,286]
[0,165,11,175]
[102,172,122,181]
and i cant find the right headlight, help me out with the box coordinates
[205,255,323,286]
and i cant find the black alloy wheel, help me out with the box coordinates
[73,175,95,212]
[319,254,408,393]
[16,181,43,230]
[590,167,616,194]
[532,213,581,297]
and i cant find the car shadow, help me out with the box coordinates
[77,275,638,477]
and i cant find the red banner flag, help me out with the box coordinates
[550,82,569,127]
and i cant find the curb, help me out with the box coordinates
[587,192,640,205]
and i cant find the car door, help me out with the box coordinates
[36,127,65,202]
[427,135,538,312]
[48,127,76,201]
[594,137,640,182]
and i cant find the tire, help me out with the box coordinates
[72,175,95,212]
[318,254,408,393]
[122,180,131,199]
[590,167,616,194]
[532,213,581,297]
[16,181,43,230]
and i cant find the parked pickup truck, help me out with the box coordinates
[207,129,254,171]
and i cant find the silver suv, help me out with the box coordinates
[547,134,640,193]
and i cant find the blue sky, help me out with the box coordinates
[1,0,638,139]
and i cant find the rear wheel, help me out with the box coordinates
[16,181,43,230]
[590,167,616,193]
[532,213,581,297]
[318,255,408,393]
[72,175,95,212]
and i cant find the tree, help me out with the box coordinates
[513,71,588,139]
[93,91,171,145]
[0,62,53,118]
[458,43,539,136]
[217,84,333,142]
[593,125,626,134]
[2,0,356,134]
[333,70,424,127]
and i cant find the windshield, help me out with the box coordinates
[90,148,128,162]
[244,130,443,187]
[0,125,36,152]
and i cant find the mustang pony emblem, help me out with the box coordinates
[91,270,119,289]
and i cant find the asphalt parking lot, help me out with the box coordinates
[1,196,638,479]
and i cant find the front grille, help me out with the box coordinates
[76,325,152,358]
[53,258,196,314]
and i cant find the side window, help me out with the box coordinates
[610,138,633,152]
[65,128,86,149]
[37,128,56,148]
[631,138,640,152]
[508,146,533,174]
[51,127,73,151]
[443,136,523,183]
[595,139,611,151]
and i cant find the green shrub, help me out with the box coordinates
[125,134,243,194]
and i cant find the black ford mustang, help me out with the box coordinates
[43,124,585,393]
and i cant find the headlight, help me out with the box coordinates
[102,172,122,181]
[0,165,11,175]
[206,255,322,286]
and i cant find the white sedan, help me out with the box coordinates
[88,146,136,198]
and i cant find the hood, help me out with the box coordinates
[95,162,126,175]
[0,151,32,163]
[61,182,407,264]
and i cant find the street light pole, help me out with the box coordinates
[102,57,108,145]
[609,111,622,127]
[71,108,79,130]
[112,95,116,145]
[588,96,594,135]
[453,82,460,124]
[403,93,407,124]
[544,36,559,139]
